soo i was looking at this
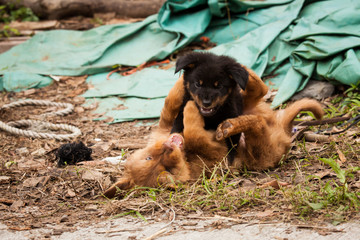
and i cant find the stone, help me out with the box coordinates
[291,80,335,101]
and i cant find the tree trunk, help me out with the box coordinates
[0,0,166,19]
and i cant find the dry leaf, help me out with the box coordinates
[18,159,46,170]
[93,141,114,152]
[353,181,360,189]
[256,209,274,218]
[66,189,76,198]
[31,148,47,157]
[0,176,11,184]
[23,176,50,188]
[75,106,85,114]
[23,89,36,96]
[77,160,106,166]
[335,145,347,165]
[314,170,334,179]
[260,180,289,189]
[68,88,86,97]
[10,200,25,211]
[81,169,104,181]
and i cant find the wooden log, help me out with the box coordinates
[0,0,166,19]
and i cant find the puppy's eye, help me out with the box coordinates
[214,82,223,89]
[145,156,152,161]
[195,81,202,88]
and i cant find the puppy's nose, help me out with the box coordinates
[202,99,212,107]
[163,140,174,151]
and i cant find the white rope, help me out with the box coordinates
[1,99,74,117]
[0,99,81,141]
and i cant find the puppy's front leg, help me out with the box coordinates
[216,115,266,141]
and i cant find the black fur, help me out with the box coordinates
[56,141,92,167]
[171,52,248,165]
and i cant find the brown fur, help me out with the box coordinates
[103,68,324,198]
[103,100,227,198]
[172,53,250,165]
[104,76,188,198]
[216,98,323,171]
[159,75,185,130]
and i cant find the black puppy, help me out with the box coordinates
[171,52,248,165]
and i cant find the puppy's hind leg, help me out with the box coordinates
[241,65,268,109]
[216,115,284,170]
[183,101,226,157]
[225,134,241,165]
[183,101,206,131]
[159,76,185,129]
[103,177,134,199]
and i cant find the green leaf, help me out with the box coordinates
[332,220,342,226]
[306,201,324,210]
[344,192,360,207]
[350,99,360,105]
[112,210,134,219]
[324,181,335,195]
[319,158,346,184]
[135,211,147,222]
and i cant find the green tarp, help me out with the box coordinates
[83,68,176,99]
[0,0,359,122]
[83,68,177,123]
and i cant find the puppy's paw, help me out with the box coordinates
[216,120,234,141]
[163,133,184,151]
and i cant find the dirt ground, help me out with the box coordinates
[0,68,359,240]
[0,76,153,230]
[1,16,360,240]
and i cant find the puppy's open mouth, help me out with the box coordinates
[200,107,216,116]
[163,134,184,150]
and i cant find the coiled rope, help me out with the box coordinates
[0,99,81,141]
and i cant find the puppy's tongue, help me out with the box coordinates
[163,134,184,150]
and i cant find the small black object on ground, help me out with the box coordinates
[56,141,92,167]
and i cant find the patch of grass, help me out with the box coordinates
[0,24,19,37]
[341,82,360,116]
[0,3,39,23]
[284,100,360,222]
[0,2,39,38]
[328,82,360,118]
[282,177,359,223]
[91,17,103,25]
[107,140,359,223]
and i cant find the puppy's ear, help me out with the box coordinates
[227,64,249,90]
[103,177,134,199]
[175,54,198,73]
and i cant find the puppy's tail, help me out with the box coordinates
[279,98,324,133]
